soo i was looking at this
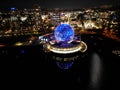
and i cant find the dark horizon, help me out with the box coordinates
[0,0,120,11]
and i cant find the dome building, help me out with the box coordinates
[46,23,87,54]
[43,23,87,69]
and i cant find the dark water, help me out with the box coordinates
[0,34,120,90]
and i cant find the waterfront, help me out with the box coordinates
[0,3,120,89]
[0,33,119,89]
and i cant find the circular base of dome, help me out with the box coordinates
[47,41,87,54]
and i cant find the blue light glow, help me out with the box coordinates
[56,61,74,69]
[21,49,25,54]
[54,24,74,43]
[10,7,16,10]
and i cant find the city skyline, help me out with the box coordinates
[0,0,120,11]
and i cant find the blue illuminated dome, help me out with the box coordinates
[54,23,74,43]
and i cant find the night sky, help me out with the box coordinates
[0,0,120,10]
